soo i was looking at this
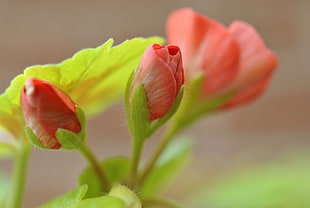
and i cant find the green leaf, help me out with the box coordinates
[141,137,193,197]
[77,195,125,208]
[39,185,88,208]
[0,37,164,139]
[0,173,10,207]
[0,143,15,158]
[25,37,164,117]
[191,155,310,208]
[0,89,25,140]
[79,157,130,198]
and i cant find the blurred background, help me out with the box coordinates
[0,0,309,207]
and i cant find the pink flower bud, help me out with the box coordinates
[167,8,278,108]
[21,78,81,149]
[221,21,278,108]
[130,44,184,121]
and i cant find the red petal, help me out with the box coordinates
[221,78,270,109]
[25,78,81,139]
[133,45,178,120]
[167,8,240,95]
[227,21,278,91]
[21,85,62,149]
[197,19,240,94]
[167,8,208,67]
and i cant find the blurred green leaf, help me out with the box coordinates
[0,173,10,207]
[0,83,25,140]
[0,37,164,139]
[192,155,310,208]
[141,137,193,197]
[39,184,88,208]
[77,195,125,208]
[0,143,15,158]
[79,157,130,198]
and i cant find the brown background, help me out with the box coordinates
[0,0,309,207]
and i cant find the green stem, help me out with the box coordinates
[138,125,178,185]
[143,197,185,208]
[8,142,31,208]
[79,142,111,193]
[128,138,144,188]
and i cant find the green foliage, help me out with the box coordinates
[79,157,130,198]
[0,143,15,158]
[0,37,164,140]
[39,185,88,208]
[77,195,125,208]
[0,88,25,140]
[141,137,193,197]
[0,173,9,207]
[191,155,310,208]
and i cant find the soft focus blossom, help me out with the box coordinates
[130,44,184,120]
[167,8,278,108]
[20,77,81,149]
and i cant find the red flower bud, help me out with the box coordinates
[221,21,278,108]
[130,44,184,121]
[21,78,81,149]
[167,8,278,108]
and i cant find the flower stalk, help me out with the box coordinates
[128,136,144,188]
[7,142,31,208]
[138,124,178,186]
[78,142,111,193]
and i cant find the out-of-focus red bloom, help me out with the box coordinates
[21,77,81,149]
[130,44,184,120]
[167,8,278,108]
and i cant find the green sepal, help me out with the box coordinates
[126,78,185,141]
[174,74,204,119]
[124,71,135,114]
[126,84,150,141]
[109,185,142,208]
[56,106,86,150]
[56,129,82,150]
[24,126,49,149]
[172,74,235,131]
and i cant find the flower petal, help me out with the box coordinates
[227,21,278,91]
[167,8,209,67]
[134,46,178,120]
[221,78,270,109]
[167,8,240,95]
